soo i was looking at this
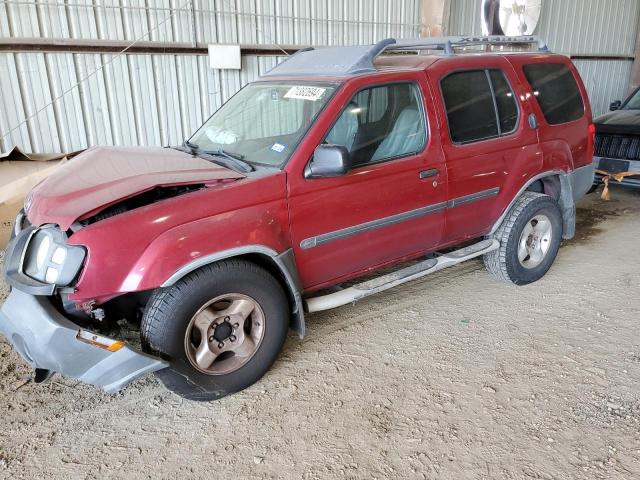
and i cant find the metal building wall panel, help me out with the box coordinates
[147,0,177,42]
[539,0,639,56]
[153,55,183,146]
[14,53,61,152]
[0,1,422,153]
[0,54,32,152]
[75,54,116,147]
[45,53,87,152]
[3,0,422,45]
[4,1,40,37]
[574,59,634,116]
[126,54,162,147]
[101,53,138,146]
[66,1,99,40]
[35,1,70,39]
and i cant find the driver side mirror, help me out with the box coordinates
[305,145,352,179]
[610,100,622,111]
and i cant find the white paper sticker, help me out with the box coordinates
[284,86,327,101]
[205,126,238,145]
[271,142,286,153]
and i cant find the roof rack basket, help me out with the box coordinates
[388,35,548,56]
[264,35,549,78]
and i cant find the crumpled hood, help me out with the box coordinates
[595,110,640,135]
[25,146,244,230]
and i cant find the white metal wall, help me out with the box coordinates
[447,0,640,117]
[0,0,422,153]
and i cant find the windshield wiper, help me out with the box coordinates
[204,148,253,173]
[183,139,199,156]
[174,141,253,173]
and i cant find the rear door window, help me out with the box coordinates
[523,63,584,125]
[489,70,518,134]
[441,69,519,144]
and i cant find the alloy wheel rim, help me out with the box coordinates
[184,293,265,375]
[517,214,552,269]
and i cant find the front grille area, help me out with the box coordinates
[595,134,640,160]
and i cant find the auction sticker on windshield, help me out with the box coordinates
[284,86,326,101]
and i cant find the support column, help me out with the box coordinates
[629,25,640,93]
[420,0,451,37]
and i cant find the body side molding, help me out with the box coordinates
[301,187,501,250]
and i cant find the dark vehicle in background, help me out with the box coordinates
[592,87,640,188]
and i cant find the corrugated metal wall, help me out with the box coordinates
[0,0,422,153]
[447,0,640,117]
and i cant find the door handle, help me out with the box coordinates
[419,168,439,179]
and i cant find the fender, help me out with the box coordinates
[490,164,595,239]
[162,245,306,339]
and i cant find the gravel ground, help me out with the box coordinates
[0,186,639,480]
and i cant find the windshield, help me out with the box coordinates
[189,82,337,167]
[624,88,640,110]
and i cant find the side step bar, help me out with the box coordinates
[304,239,499,313]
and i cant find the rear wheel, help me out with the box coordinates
[141,259,289,401]
[484,192,563,285]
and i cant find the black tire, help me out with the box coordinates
[141,259,289,401]
[484,192,563,285]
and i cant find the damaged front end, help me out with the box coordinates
[0,146,250,392]
[1,218,168,393]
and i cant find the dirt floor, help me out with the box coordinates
[1,186,639,480]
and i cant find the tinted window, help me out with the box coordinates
[523,63,584,125]
[624,88,640,110]
[353,87,388,123]
[489,70,518,133]
[441,70,499,143]
[325,83,426,166]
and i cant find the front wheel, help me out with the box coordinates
[484,192,563,285]
[141,259,289,401]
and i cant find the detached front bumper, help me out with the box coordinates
[0,289,168,393]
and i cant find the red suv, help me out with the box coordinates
[1,36,594,400]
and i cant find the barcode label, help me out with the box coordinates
[284,86,326,101]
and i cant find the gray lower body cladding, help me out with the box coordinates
[0,289,168,393]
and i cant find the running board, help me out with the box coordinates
[304,239,499,313]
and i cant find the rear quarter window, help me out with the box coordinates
[523,63,584,125]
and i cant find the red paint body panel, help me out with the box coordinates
[285,71,447,289]
[21,52,592,307]
[425,55,544,243]
[66,173,290,302]
[27,146,243,230]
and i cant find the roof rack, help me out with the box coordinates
[389,35,548,55]
[264,35,549,78]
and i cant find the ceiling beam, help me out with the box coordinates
[0,38,301,56]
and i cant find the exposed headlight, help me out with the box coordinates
[35,235,50,270]
[22,226,86,287]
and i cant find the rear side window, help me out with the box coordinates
[441,69,519,144]
[523,63,584,125]
[490,70,518,134]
